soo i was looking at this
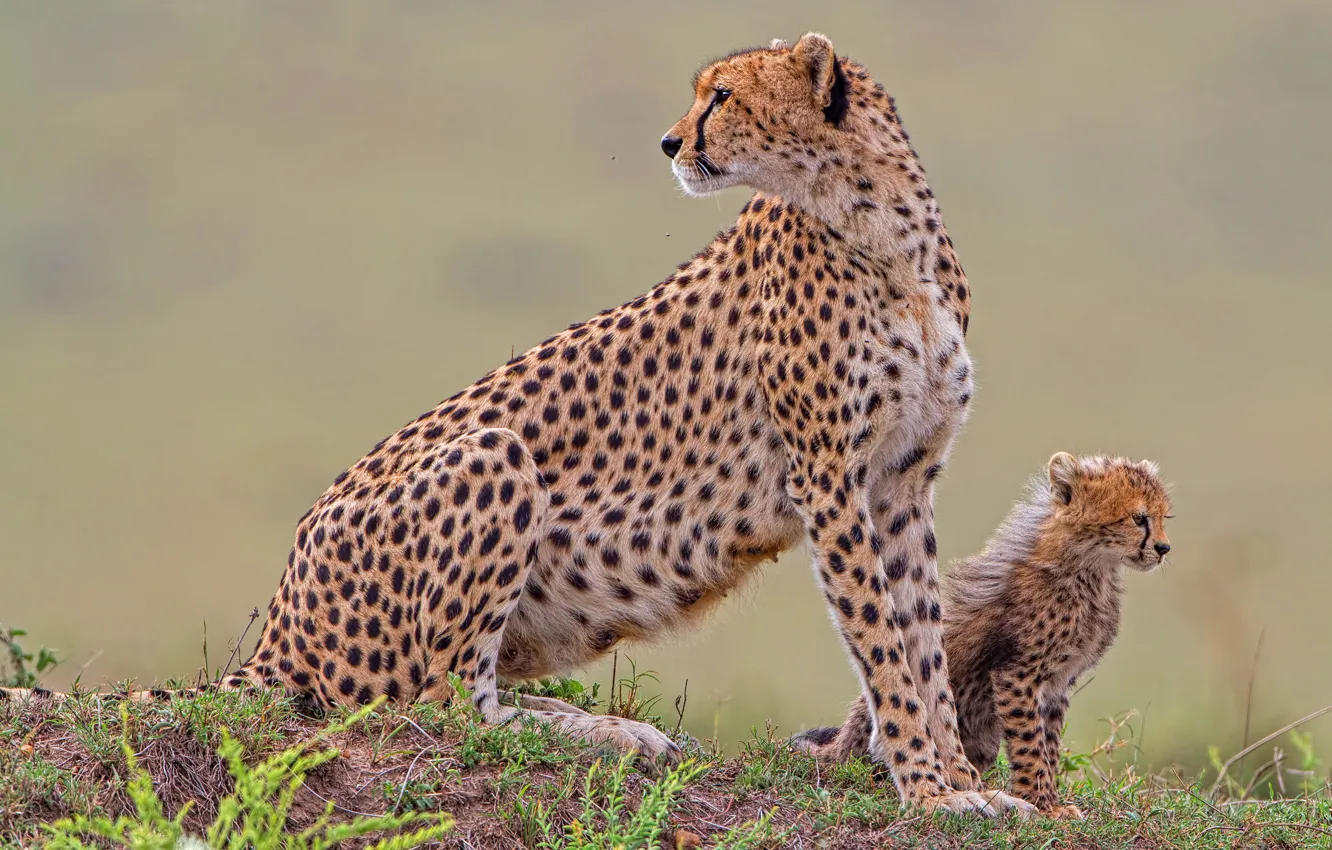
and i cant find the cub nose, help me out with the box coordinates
[661,135,684,159]
[1154,542,1171,557]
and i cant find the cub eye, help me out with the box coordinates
[1133,514,1149,528]
[714,88,733,103]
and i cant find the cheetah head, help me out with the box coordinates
[661,33,861,200]
[1046,452,1174,572]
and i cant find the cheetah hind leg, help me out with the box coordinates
[443,673,682,771]
[412,429,681,770]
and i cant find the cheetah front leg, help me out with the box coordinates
[788,467,1026,816]
[868,459,983,794]
[791,450,984,796]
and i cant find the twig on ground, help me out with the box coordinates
[72,649,103,688]
[1208,704,1332,799]
[673,679,689,737]
[198,619,209,688]
[1198,824,1244,841]
[220,607,261,680]
[391,748,430,815]
[1262,822,1332,840]
[1238,626,1266,774]
[392,714,436,745]
[351,764,412,796]
[298,784,384,819]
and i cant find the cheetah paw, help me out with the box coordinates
[915,789,1037,819]
[548,712,684,771]
[1045,803,1085,821]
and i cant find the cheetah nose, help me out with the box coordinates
[661,135,684,159]
[1154,542,1171,557]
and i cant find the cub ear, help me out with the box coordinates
[769,37,791,50]
[1047,452,1080,505]
[793,32,837,108]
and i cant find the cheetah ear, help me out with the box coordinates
[1047,452,1080,505]
[793,32,837,109]
[769,37,791,50]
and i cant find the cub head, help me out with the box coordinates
[1046,452,1174,571]
[661,32,861,198]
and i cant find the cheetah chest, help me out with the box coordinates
[859,291,973,472]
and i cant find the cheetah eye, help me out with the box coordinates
[1132,513,1149,528]
[714,88,733,104]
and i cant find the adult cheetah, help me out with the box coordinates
[3,34,1029,816]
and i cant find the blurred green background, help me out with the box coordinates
[2,1,1329,772]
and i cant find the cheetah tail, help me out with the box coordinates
[0,665,274,706]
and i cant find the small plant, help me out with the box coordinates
[0,625,60,689]
[1286,730,1323,796]
[605,654,663,725]
[41,699,454,850]
[516,754,704,849]
[438,673,578,773]
[1206,704,1332,802]
[1059,709,1141,786]
[513,754,783,850]
[0,751,98,835]
[710,808,785,850]
[380,768,454,814]
[732,722,817,796]
[166,685,300,759]
[513,676,601,712]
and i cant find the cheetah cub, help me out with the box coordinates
[794,452,1172,818]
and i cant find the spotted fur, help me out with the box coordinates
[2,33,1028,816]
[792,453,1173,818]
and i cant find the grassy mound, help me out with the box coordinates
[3,680,1330,849]
[3,627,1330,848]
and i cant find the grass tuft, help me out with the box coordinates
[3,636,1330,849]
[37,699,453,850]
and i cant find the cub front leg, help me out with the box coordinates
[1037,686,1084,819]
[994,669,1062,813]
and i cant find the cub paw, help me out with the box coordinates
[788,725,841,756]
[788,725,868,762]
